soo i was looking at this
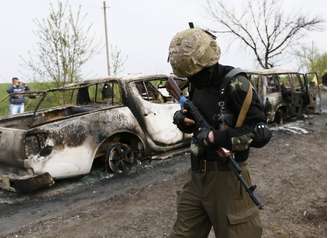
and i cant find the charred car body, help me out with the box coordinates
[0,75,190,192]
[247,69,321,123]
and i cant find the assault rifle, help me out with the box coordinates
[166,76,263,209]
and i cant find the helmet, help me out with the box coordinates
[168,27,220,77]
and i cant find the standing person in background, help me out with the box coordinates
[7,77,30,115]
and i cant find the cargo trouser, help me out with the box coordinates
[169,161,262,238]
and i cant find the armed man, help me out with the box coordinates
[167,25,272,238]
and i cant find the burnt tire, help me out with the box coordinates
[274,108,287,125]
[105,143,137,175]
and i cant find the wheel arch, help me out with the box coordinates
[274,105,288,123]
[92,129,147,162]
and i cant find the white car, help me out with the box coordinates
[0,74,190,192]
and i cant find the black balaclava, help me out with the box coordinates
[188,63,219,89]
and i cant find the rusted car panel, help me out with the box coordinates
[0,128,26,166]
[247,69,311,123]
[0,74,189,192]
[24,106,144,178]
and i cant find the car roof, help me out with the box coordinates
[9,74,186,95]
[246,68,303,75]
[64,74,175,87]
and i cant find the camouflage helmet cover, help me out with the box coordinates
[168,27,221,77]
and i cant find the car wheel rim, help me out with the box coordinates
[107,144,135,174]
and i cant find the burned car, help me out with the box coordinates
[247,69,318,123]
[0,74,190,192]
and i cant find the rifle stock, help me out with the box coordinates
[166,77,182,101]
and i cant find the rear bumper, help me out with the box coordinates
[0,173,55,193]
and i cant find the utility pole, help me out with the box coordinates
[103,1,111,76]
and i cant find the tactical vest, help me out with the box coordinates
[190,67,247,129]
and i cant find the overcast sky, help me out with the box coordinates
[0,0,326,82]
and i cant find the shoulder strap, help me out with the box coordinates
[224,68,246,81]
[218,68,252,128]
[218,68,246,101]
[235,83,253,128]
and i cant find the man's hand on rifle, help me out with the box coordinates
[173,110,195,126]
[195,128,215,147]
[173,109,197,134]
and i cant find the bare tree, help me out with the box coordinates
[110,45,127,76]
[25,1,95,87]
[207,0,323,69]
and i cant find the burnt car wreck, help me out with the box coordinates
[0,74,190,192]
[247,69,322,124]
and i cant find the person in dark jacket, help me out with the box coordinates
[7,77,30,115]
[168,27,271,238]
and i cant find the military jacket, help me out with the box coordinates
[185,64,267,161]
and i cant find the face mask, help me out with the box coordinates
[188,64,218,88]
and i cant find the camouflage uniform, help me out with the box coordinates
[168,27,268,238]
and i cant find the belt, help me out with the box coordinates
[191,158,230,173]
[191,157,247,173]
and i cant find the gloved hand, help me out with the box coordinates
[173,110,196,133]
[195,127,212,147]
[251,122,272,148]
[173,110,185,125]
